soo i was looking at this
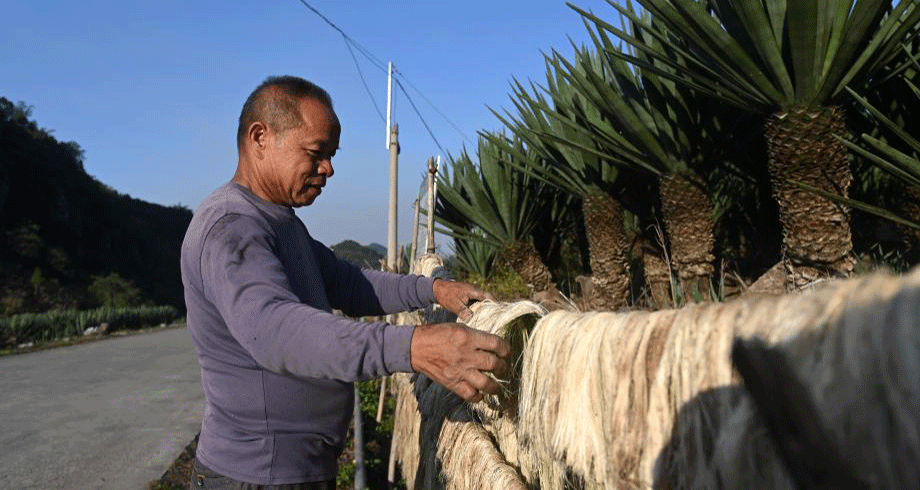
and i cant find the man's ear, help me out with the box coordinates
[247,122,268,153]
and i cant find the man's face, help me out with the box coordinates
[263,97,340,207]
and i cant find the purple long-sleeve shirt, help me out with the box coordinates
[180,181,436,484]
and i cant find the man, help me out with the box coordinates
[181,75,510,489]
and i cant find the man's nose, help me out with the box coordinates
[319,159,334,178]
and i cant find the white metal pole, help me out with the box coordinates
[385,62,393,150]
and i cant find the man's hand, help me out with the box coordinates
[410,323,511,403]
[432,278,496,322]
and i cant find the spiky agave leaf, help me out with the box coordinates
[433,135,555,291]
[489,66,637,309]
[449,228,496,279]
[571,0,920,284]
[575,0,920,110]
[799,80,920,231]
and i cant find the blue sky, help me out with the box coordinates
[2,0,614,249]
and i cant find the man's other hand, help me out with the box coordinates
[432,279,496,322]
[410,323,511,403]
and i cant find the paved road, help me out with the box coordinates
[0,326,205,490]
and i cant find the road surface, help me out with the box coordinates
[0,326,204,489]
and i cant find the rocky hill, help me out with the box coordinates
[330,240,385,269]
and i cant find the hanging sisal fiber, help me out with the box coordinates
[390,372,421,489]
[414,375,529,490]
[459,300,548,486]
[516,266,920,489]
[413,252,452,279]
[390,253,451,490]
[391,253,460,489]
[696,269,920,489]
[394,298,548,489]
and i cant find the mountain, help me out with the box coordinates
[330,240,384,269]
[0,97,192,314]
[367,242,387,258]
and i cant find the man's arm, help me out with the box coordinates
[200,214,414,381]
[309,239,496,321]
[309,239,436,316]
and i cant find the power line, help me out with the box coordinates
[294,0,460,155]
[342,35,385,123]
[394,69,472,145]
[396,78,446,157]
[295,0,387,70]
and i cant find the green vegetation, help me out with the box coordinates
[435,1,920,306]
[0,305,181,347]
[0,97,192,315]
[336,379,402,490]
[435,135,556,293]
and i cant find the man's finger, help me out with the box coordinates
[471,350,507,376]
[453,380,483,403]
[458,305,473,322]
[471,330,511,358]
[466,369,502,396]
[465,285,495,303]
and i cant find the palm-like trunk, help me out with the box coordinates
[641,244,672,309]
[660,172,715,302]
[764,106,854,289]
[582,191,631,310]
[498,240,553,293]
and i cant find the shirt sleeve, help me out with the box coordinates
[200,213,416,381]
[309,238,437,317]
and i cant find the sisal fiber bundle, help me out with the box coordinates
[464,300,547,415]
[416,253,457,325]
[390,372,421,489]
[414,378,529,490]
[391,253,449,489]
[517,267,920,488]
[697,268,920,489]
[395,299,547,489]
[413,253,451,279]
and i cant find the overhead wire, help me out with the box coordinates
[342,34,386,123]
[295,0,387,70]
[294,0,466,155]
[396,78,447,157]
[395,69,473,145]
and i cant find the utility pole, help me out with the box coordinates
[409,196,420,271]
[386,61,399,272]
[353,385,367,490]
[426,156,439,254]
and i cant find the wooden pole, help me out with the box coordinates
[386,61,398,272]
[375,377,387,423]
[353,384,367,490]
[387,124,399,272]
[409,196,421,272]
[426,156,438,254]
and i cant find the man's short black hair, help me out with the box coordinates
[236,75,336,151]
